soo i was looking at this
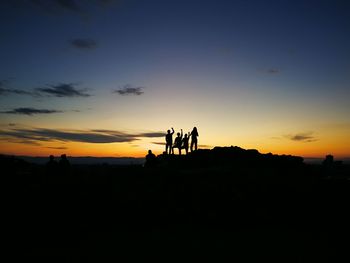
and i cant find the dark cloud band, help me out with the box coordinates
[114,84,144,95]
[0,127,164,144]
[286,132,317,142]
[70,38,98,49]
[0,87,33,96]
[36,83,90,97]
[30,0,80,13]
[0,108,62,115]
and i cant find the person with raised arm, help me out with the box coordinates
[172,129,183,155]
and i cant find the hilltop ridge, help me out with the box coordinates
[154,146,304,168]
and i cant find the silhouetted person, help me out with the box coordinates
[46,155,58,174]
[181,132,190,155]
[323,154,334,169]
[145,150,156,167]
[190,127,199,152]
[165,127,175,154]
[59,154,70,173]
[173,129,183,155]
[323,154,334,164]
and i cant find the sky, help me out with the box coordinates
[0,0,349,158]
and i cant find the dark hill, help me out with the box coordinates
[155,146,304,168]
[4,148,350,261]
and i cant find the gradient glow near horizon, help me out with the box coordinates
[0,0,349,158]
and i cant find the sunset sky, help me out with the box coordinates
[0,0,349,158]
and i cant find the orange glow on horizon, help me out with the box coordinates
[1,137,349,159]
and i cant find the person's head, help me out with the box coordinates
[193,127,197,132]
[148,150,152,154]
[167,130,170,134]
[177,132,180,136]
[61,154,66,159]
[184,134,188,138]
[49,155,54,161]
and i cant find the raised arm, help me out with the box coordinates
[171,127,174,135]
[180,129,183,138]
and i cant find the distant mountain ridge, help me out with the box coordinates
[2,155,144,165]
[1,146,349,165]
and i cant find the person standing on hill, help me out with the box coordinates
[145,150,156,167]
[190,127,199,152]
[46,155,58,175]
[165,127,174,154]
[173,129,183,155]
[59,154,70,174]
[181,132,190,155]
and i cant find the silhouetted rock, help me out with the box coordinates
[155,146,304,169]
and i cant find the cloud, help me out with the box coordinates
[91,129,164,138]
[258,68,280,74]
[0,87,34,96]
[18,140,42,146]
[0,79,34,96]
[55,0,80,12]
[138,132,165,138]
[0,108,62,115]
[0,127,164,144]
[46,146,68,150]
[114,84,144,96]
[36,83,90,97]
[286,132,317,142]
[70,38,97,49]
[97,0,118,7]
[28,0,119,15]
[198,144,212,148]
[0,81,90,98]
[267,68,280,74]
[30,0,80,13]
[0,136,41,146]
[152,142,166,146]
[1,129,134,143]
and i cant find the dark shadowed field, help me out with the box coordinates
[4,147,350,262]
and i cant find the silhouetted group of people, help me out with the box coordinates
[166,127,199,155]
[145,127,199,167]
[46,154,70,174]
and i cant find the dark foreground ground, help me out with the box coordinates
[4,148,350,262]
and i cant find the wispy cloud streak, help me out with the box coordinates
[0,127,164,144]
[36,83,90,97]
[286,132,317,142]
[30,0,80,13]
[0,87,33,96]
[114,84,144,95]
[0,108,62,115]
[70,38,97,49]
